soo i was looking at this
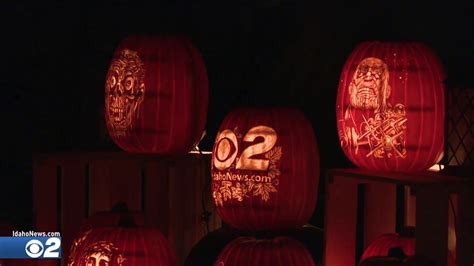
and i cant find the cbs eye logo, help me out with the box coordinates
[25,238,61,258]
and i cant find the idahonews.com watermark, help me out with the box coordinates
[11,231,61,238]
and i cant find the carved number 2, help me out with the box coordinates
[214,126,277,171]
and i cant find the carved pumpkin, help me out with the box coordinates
[359,256,434,266]
[68,216,177,266]
[185,225,323,266]
[105,35,208,154]
[336,41,445,172]
[360,229,455,266]
[211,108,320,231]
[79,203,145,233]
[215,236,315,266]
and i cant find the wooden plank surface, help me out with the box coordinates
[364,183,396,248]
[457,181,474,266]
[324,176,358,266]
[416,186,448,266]
[327,168,467,185]
[89,159,142,214]
[61,161,87,266]
[32,160,60,266]
[144,160,170,235]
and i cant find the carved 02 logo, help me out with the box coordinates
[212,125,283,206]
[213,126,277,171]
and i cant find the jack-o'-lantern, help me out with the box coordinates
[68,215,177,266]
[336,41,445,172]
[105,35,208,154]
[215,236,315,266]
[185,225,324,266]
[211,108,319,231]
[360,229,455,266]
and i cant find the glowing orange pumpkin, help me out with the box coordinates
[211,108,320,231]
[215,236,315,266]
[336,41,445,172]
[360,230,455,266]
[68,215,177,266]
[105,35,208,154]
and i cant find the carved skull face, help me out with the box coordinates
[349,57,389,110]
[106,49,145,134]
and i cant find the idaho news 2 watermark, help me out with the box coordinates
[0,231,61,259]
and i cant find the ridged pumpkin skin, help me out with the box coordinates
[360,233,455,266]
[360,233,416,262]
[68,227,177,266]
[336,41,445,172]
[211,108,320,231]
[105,35,208,154]
[215,237,315,266]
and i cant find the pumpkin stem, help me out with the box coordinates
[111,202,129,213]
[118,214,136,227]
[388,247,406,260]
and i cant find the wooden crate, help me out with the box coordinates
[33,152,221,266]
[324,168,472,266]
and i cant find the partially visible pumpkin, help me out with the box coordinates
[215,236,315,266]
[360,228,455,266]
[359,256,434,266]
[185,225,323,266]
[68,214,177,266]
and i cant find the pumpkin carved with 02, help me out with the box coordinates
[211,108,319,231]
[336,41,446,172]
[105,35,208,154]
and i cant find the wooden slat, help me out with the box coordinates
[457,181,474,266]
[447,194,457,257]
[144,160,170,235]
[327,168,466,185]
[364,183,396,248]
[33,160,57,231]
[405,186,417,227]
[33,160,59,266]
[416,186,448,266]
[61,161,87,266]
[89,160,142,214]
[324,176,358,266]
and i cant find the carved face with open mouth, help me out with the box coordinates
[105,49,145,135]
[349,57,389,110]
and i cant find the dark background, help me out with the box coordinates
[1,1,473,229]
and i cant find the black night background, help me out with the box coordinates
[0,0,473,233]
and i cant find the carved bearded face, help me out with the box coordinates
[349,57,390,110]
[106,49,145,134]
[82,242,125,266]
